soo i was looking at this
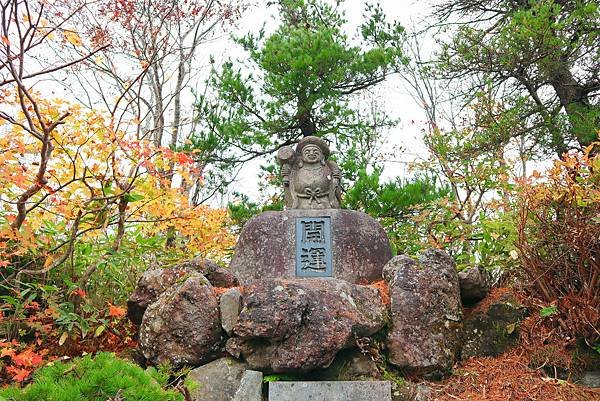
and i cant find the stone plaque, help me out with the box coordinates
[295,217,332,277]
[269,381,391,401]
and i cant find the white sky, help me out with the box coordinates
[204,0,436,203]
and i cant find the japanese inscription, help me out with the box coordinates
[296,217,332,277]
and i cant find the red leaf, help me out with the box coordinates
[6,366,31,382]
[108,303,126,319]
[12,348,43,367]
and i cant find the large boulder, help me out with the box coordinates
[127,257,238,324]
[139,275,223,367]
[385,249,462,379]
[225,278,387,373]
[230,209,392,284]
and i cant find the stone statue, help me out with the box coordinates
[277,136,342,209]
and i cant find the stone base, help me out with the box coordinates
[226,278,386,373]
[230,209,392,284]
[269,381,391,401]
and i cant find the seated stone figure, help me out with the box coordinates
[277,136,342,209]
[231,134,391,284]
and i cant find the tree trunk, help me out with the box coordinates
[549,65,599,150]
[150,65,165,147]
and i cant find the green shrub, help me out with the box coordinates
[0,352,183,401]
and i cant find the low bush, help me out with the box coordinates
[516,145,600,345]
[0,352,183,401]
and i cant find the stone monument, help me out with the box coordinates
[129,134,478,401]
[230,136,392,284]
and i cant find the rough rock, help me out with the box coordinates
[187,357,248,401]
[579,370,600,388]
[225,278,387,373]
[385,249,462,379]
[232,370,263,401]
[461,296,528,359]
[139,275,222,367]
[310,349,381,381]
[391,382,433,401]
[127,257,238,324]
[220,287,243,336]
[458,266,491,305]
[230,209,392,284]
[269,381,391,401]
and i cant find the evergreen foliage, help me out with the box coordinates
[0,353,183,401]
[190,0,407,190]
[342,168,451,219]
[435,0,600,156]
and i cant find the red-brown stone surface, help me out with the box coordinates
[385,249,462,379]
[139,275,223,367]
[127,257,238,324]
[225,278,387,373]
[229,209,392,284]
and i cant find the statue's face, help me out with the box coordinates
[301,144,323,164]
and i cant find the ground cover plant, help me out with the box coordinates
[0,352,184,401]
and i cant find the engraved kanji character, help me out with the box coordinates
[302,220,325,243]
[300,247,327,271]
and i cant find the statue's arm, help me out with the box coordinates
[327,161,342,207]
[277,146,296,208]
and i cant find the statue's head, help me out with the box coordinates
[301,144,323,164]
[295,136,329,166]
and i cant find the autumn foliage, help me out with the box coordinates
[0,1,236,384]
[516,144,600,345]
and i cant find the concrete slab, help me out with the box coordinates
[269,381,391,401]
[233,370,263,401]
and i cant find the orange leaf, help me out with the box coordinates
[108,303,126,319]
[0,35,9,45]
[12,348,43,367]
[6,366,31,382]
[0,347,15,358]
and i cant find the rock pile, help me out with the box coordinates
[126,137,530,400]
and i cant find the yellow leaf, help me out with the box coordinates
[58,332,68,346]
[64,31,82,47]
[43,255,53,268]
[94,325,105,337]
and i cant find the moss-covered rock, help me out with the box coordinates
[461,297,528,359]
[305,349,381,381]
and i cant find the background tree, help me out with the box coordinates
[190,0,406,202]
[434,0,600,157]
[51,0,242,191]
[0,0,108,231]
